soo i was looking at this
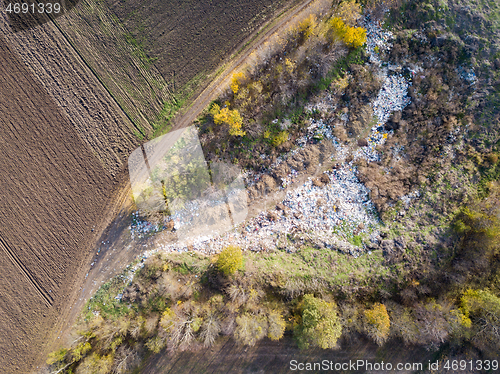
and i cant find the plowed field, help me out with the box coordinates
[0,35,116,373]
[106,0,298,89]
[0,12,139,177]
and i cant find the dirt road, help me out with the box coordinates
[142,335,433,374]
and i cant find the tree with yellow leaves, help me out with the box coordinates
[230,72,246,94]
[284,58,295,74]
[328,17,366,48]
[298,14,317,40]
[210,103,246,137]
[364,303,390,345]
[267,310,286,341]
[342,25,367,48]
[329,17,347,39]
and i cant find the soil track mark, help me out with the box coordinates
[47,12,145,136]
[52,0,175,136]
[0,236,53,307]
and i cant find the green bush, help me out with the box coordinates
[216,245,243,276]
[294,294,342,349]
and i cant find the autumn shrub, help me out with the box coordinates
[160,307,176,333]
[272,131,289,147]
[294,294,342,349]
[454,206,500,239]
[234,313,268,346]
[159,301,204,351]
[297,14,318,41]
[342,26,367,48]
[363,303,390,345]
[412,301,451,349]
[145,336,165,354]
[72,342,92,362]
[216,245,243,276]
[200,302,222,347]
[210,103,245,137]
[267,310,286,341]
[461,289,500,355]
[448,203,500,286]
[230,72,246,94]
[387,302,420,345]
[76,353,113,374]
[336,0,362,26]
[329,17,367,48]
[46,348,68,366]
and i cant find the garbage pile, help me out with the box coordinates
[154,162,380,256]
[130,212,163,239]
[371,74,411,125]
[362,15,393,66]
[400,190,421,209]
[127,17,416,259]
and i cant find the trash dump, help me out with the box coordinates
[130,211,162,239]
[125,17,418,262]
[362,15,393,66]
[153,162,380,256]
[371,74,411,125]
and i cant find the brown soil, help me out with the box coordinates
[52,0,174,135]
[0,12,140,177]
[0,34,119,373]
[0,9,149,372]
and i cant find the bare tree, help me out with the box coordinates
[112,345,140,374]
[200,312,221,347]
